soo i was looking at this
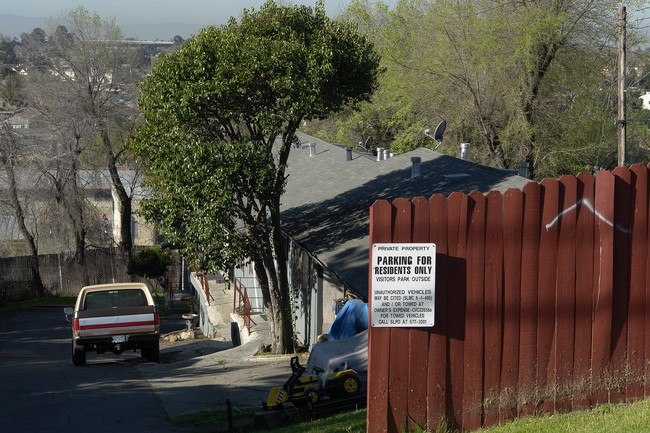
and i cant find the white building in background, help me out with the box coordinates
[640,92,650,110]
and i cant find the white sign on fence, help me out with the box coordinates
[371,243,436,327]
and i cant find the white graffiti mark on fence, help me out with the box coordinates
[545,198,631,234]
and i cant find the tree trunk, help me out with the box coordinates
[70,141,87,262]
[110,183,132,252]
[239,129,301,354]
[259,233,294,354]
[68,163,87,263]
[272,230,294,353]
[103,128,133,256]
[3,160,45,296]
[29,255,45,297]
[520,39,562,178]
[265,128,300,354]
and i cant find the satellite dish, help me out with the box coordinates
[433,121,446,142]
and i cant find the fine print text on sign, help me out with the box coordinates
[371,243,436,328]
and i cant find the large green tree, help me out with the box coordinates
[130,1,380,353]
[329,0,648,179]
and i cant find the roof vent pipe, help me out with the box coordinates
[383,149,390,160]
[376,147,384,161]
[346,146,352,161]
[411,157,421,178]
[309,142,316,157]
[519,161,529,178]
[460,143,470,161]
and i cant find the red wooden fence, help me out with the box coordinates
[367,164,650,432]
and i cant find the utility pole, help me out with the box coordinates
[618,5,626,167]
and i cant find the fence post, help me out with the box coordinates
[367,200,394,433]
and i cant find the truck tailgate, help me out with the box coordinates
[75,306,158,337]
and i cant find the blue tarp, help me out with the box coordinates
[327,299,368,339]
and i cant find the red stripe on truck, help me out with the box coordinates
[79,320,156,330]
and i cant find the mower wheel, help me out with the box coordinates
[305,386,320,404]
[337,374,361,397]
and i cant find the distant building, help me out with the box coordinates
[6,116,28,129]
[641,92,650,110]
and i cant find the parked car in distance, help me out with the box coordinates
[64,282,160,366]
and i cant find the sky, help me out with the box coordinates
[5,1,639,41]
[3,0,353,25]
[1,1,364,40]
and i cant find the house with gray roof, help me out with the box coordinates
[238,132,531,347]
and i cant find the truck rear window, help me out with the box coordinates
[83,289,148,310]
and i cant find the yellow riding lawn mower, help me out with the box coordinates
[266,356,362,409]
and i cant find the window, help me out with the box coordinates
[83,289,147,309]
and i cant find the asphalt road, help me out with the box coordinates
[0,309,189,433]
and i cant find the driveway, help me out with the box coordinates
[0,310,189,433]
[0,308,292,432]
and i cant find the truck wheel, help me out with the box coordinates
[142,341,160,363]
[72,340,86,366]
[337,374,361,397]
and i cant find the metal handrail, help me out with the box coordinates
[233,277,252,335]
[195,272,211,306]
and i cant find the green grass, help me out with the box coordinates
[248,409,366,433]
[191,398,650,433]
[170,407,365,433]
[475,398,650,433]
[0,295,76,318]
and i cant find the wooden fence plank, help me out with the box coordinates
[537,179,561,413]
[574,172,595,410]
[645,163,650,400]
[592,171,615,405]
[483,191,504,427]
[387,198,412,432]
[446,192,469,429]
[368,199,395,433]
[628,164,648,401]
[462,192,486,430]
[518,182,541,417]
[610,167,632,403]
[555,176,577,412]
[407,197,431,430]
[501,188,524,422]
[427,194,449,432]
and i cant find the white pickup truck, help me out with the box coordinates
[64,282,161,366]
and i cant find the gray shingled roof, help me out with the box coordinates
[280,132,531,299]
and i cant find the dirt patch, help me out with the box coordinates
[160,328,206,349]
